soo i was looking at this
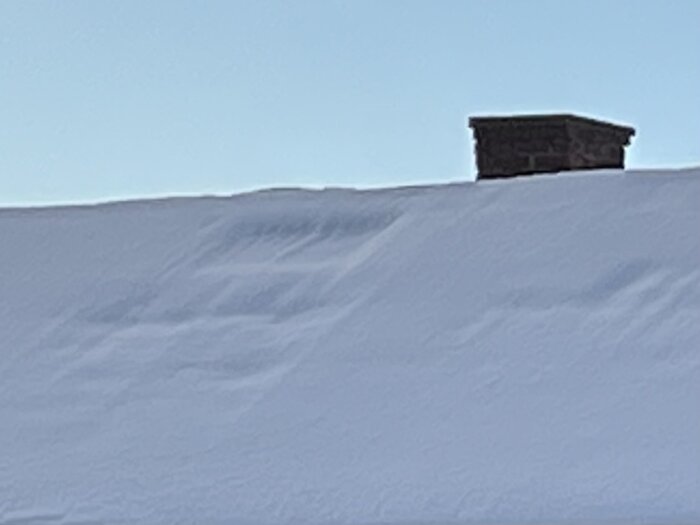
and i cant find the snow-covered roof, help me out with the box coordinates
[1,168,699,524]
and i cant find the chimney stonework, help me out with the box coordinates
[469,114,635,180]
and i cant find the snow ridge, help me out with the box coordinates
[1,169,699,524]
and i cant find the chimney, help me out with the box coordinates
[469,113,635,180]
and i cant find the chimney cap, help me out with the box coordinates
[468,113,635,138]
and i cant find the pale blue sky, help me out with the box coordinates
[1,1,699,205]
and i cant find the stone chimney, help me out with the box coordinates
[468,114,635,180]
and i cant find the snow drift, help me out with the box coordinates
[1,169,699,525]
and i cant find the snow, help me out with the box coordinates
[1,168,699,525]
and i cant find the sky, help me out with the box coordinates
[1,0,699,206]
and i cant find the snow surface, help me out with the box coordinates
[1,169,699,525]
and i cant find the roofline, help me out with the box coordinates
[468,113,635,136]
